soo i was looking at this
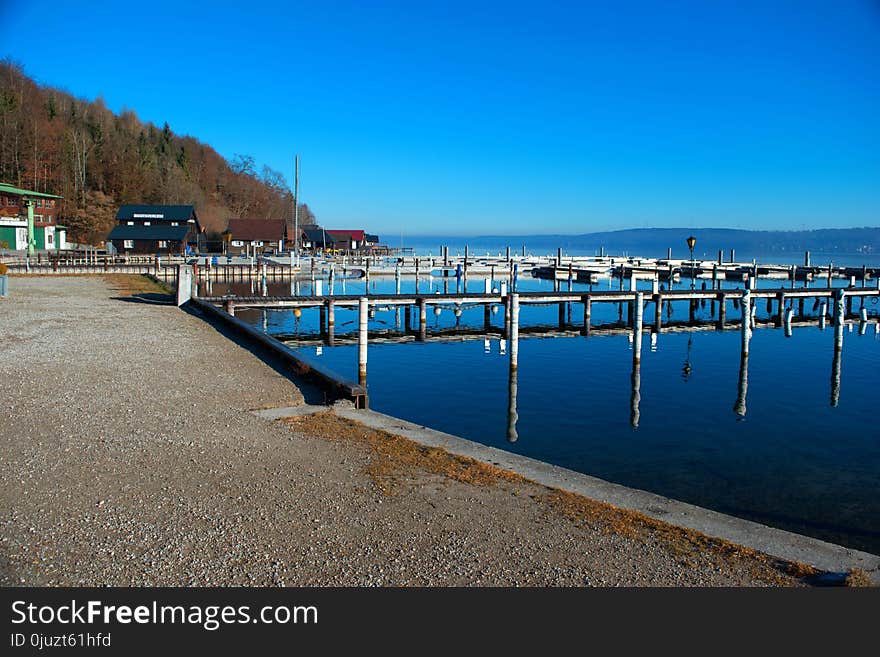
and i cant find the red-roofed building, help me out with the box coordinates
[327,230,366,251]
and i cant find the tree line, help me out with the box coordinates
[0,60,314,244]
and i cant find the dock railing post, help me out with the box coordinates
[510,293,520,371]
[633,292,644,363]
[418,298,427,341]
[358,297,368,385]
[581,295,591,336]
[831,289,845,406]
[741,290,752,356]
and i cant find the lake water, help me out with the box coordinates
[204,272,880,555]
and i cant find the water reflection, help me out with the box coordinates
[507,363,518,442]
[734,354,749,418]
[630,357,641,428]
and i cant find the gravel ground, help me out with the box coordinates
[0,276,802,586]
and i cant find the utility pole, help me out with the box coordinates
[23,197,35,256]
[293,154,300,266]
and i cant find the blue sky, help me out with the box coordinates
[3,0,879,235]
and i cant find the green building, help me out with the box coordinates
[0,182,66,253]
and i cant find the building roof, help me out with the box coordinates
[107,224,192,241]
[226,218,286,241]
[0,182,63,199]
[327,229,365,241]
[302,228,335,244]
[115,205,197,221]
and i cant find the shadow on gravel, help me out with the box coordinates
[111,292,175,305]
[180,303,327,405]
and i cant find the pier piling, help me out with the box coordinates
[633,292,644,363]
[358,297,368,385]
[510,293,520,371]
[741,290,752,356]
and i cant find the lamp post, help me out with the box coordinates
[686,235,697,290]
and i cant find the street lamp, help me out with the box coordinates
[686,235,697,290]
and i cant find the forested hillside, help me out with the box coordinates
[0,61,312,243]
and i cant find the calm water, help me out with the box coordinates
[208,273,880,554]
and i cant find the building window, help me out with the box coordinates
[144,221,151,226]
[123,240,134,249]
[254,241,264,247]
[46,214,53,224]
[231,240,244,247]
[36,199,43,208]
[47,232,54,245]
[158,240,168,248]
[35,214,43,223]
[171,222,179,226]
[127,221,134,225]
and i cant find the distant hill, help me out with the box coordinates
[515,227,880,258]
[413,227,880,260]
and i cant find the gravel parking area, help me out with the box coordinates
[0,276,805,586]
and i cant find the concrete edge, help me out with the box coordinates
[324,406,880,582]
[253,405,327,420]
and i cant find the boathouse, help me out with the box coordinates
[108,204,203,254]
[327,229,366,251]
[300,227,336,252]
[224,218,287,255]
[0,182,67,252]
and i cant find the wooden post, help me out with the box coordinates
[718,293,726,327]
[558,302,566,329]
[790,265,797,289]
[557,247,562,267]
[358,297,368,385]
[831,289,844,407]
[418,298,427,341]
[633,292,644,363]
[819,300,827,329]
[404,305,412,332]
[319,303,327,335]
[581,295,591,336]
[506,246,510,263]
[784,307,793,337]
[741,290,752,356]
[510,293,519,371]
[804,250,811,267]
[730,248,735,263]
[653,293,662,332]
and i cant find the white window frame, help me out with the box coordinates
[158,240,168,248]
[231,240,244,247]
[123,240,134,249]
